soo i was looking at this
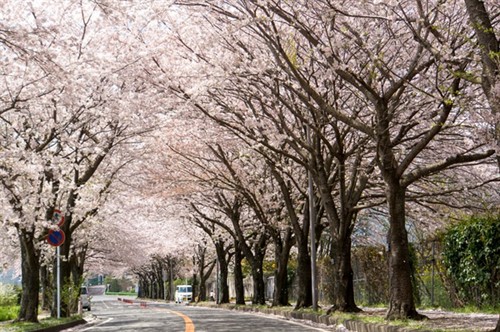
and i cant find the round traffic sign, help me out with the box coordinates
[47,229,65,247]
[52,209,65,227]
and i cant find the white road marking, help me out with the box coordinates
[80,317,113,331]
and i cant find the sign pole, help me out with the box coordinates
[57,245,61,319]
[48,209,65,319]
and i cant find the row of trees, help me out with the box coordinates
[142,0,499,322]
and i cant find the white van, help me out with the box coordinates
[174,285,192,303]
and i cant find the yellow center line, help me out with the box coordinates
[169,309,195,332]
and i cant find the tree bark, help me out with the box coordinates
[198,258,215,302]
[271,228,293,307]
[192,274,198,302]
[233,242,246,305]
[294,237,312,309]
[40,265,52,311]
[385,184,425,320]
[17,230,40,322]
[215,240,230,304]
[250,258,266,305]
[198,275,207,302]
[331,235,360,312]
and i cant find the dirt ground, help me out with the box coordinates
[362,308,499,331]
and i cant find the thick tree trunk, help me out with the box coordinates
[385,184,425,320]
[272,259,289,307]
[167,259,175,301]
[198,276,207,302]
[148,274,155,298]
[251,260,266,305]
[271,229,293,307]
[331,236,360,312]
[138,275,146,298]
[198,255,216,302]
[40,265,52,311]
[219,262,230,304]
[192,274,197,302]
[233,244,245,305]
[294,238,312,309]
[215,242,230,304]
[159,275,165,300]
[17,230,40,323]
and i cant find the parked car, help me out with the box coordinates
[80,286,91,311]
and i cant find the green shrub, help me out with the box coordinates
[0,283,20,306]
[442,214,500,307]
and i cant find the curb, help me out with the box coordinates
[193,303,431,332]
[32,319,87,332]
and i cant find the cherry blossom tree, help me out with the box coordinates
[1,0,165,320]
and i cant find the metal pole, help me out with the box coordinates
[170,263,174,302]
[216,258,219,304]
[307,125,318,311]
[431,241,435,306]
[57,246,60,319]
[162,268,167,301]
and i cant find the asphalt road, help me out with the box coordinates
[65,295,335,332]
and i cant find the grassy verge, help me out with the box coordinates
[1,315,82,332]
[193,302,484,332]
[105,291,137,296]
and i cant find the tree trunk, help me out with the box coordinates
[167,258,176,301]
[272,255,289,307]
[40,265,52,311]
[251,259,266,305]
[331,235,360,312]
[138,275,146,298]
[159,275,165,300]
[215,241,230,304]
[385,184,425,320]
[198,275,207,302]
[17,230,40,322]
[233,243,246,305]
[294,238,312,309]
[271,228,293,307]
[192,274,197,302]
[219,261,230,304]
[201,259,216,302]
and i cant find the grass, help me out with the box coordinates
[449,305,500,315]
[0,305,20,322]
[105,291,137,296]
[1,315,82,332]
[196,303,486,332]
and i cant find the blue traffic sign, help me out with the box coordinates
[47,229,65,247]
